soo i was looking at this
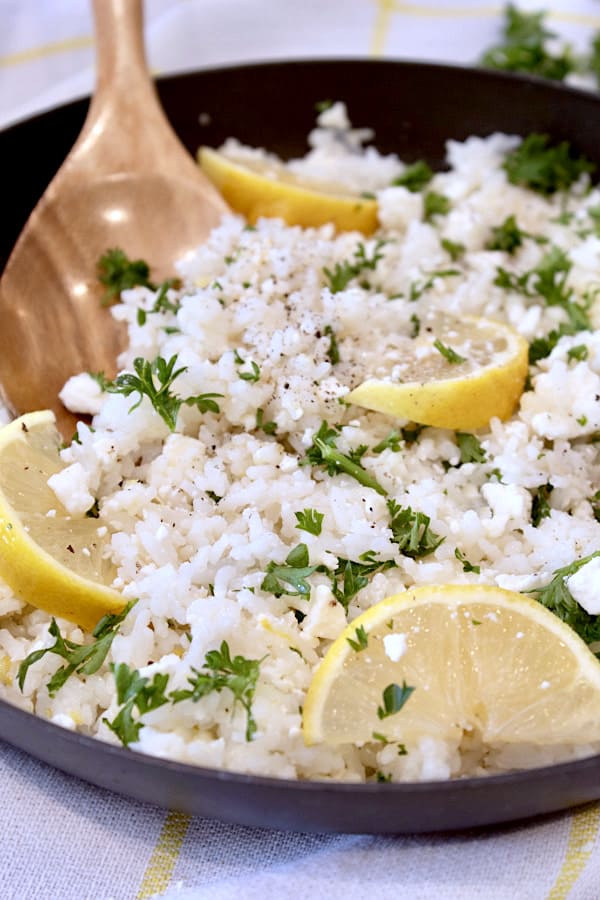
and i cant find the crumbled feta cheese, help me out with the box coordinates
[59,372,105,415]
[567,557,600,614]
[383,633,407,662]
[302,584,346,640]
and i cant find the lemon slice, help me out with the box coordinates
[0,411,124,631]
[198,146,378,234]
[303,584,600,748]
[345,314,528,430]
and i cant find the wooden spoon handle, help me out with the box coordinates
[71,0,198,177]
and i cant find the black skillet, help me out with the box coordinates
[2,59,600,833]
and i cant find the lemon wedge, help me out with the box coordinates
[345,314,528,430]
[0,411,124,631]
[303,584,600,748]
[198,146,378,234]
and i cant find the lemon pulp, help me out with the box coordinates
[198,146,378,234]
[303,584,600,747]
[345,314,529,430]
[0,411,124,631]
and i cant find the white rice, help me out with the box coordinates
[1,104,600,783]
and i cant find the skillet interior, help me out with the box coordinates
[2,59,600,833]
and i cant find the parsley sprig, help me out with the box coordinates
[387,500,444,558]
[377,681,415,720]
[321,551,397,612]
[104,663,170,746]
[303,422,387,496]
[294,509,324,536]
[530,551,600,644]
[323,240,386,293]
[503,134,595,196]
[97,248,154,305]
[261,543,318,598]
[392,160,433,192]
[105,355,223,431]
[171,641,264,741]
[480,4,575,82]
[18,601,136,695]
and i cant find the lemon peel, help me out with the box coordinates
[0,411,124,631]
[302,583,600,748]
[345,314,528,430]
[198,146,378,234]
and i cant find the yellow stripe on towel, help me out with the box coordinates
[0,35,93,69]
[136,810,191,900]
[546,804,600,900]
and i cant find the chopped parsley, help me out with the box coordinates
[294,508,324,536]
[234,350,261,383]
[433,339,466,365]
[530,551,600,644]
[409,269,460,302]
[104,663,170,746]
[323,240,386,293]
[377,681,415,720]
[18,601,136,695]
[322,551,397,612]
[423,191,451,223]
[347,624,369,652]
[97,248,154,305]
[441,238,466,261]
[503,134,595,196]
[255,407,277,435]
[170,640,264,741]
[392,160,433,193]
[531,482,554,527]
[455,548,481,574]
[303,421,387,496]
[486,215,527,254]
[372,430,403,454]
[105,355,222,431]
[480,3,575,82]
[324,325,340,365]
[261,543,318,598]
[387,500,444,558]
[567,344,589,362]
[456,432,486,465]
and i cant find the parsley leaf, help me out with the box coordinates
[423,192,451,223]
[387,500,444,558]
[323,240,386,293]
[347,624,369,652]
[104,662,170,746]
[372,430,402,454]
[18,601,136,695]
[531,482,554,527]
[455,547,481,574]
[486,215,526,254]
[294,508,324,536]
[392,160,433,192]
[530,551,600,644]
[256,407,277,435]
[303,421,387,496]
[261,543,318,598]
[480,3,575,82]
[433,339,466,365]
[170,640,264,741]
[321,551,397,611]
[441,238,466,261]
[234,351,261,383]
[105,355,222,431]
[409,269,460,302]
[503,134,595,195]
[97,248,154,305]
[456,432,486,465]
[324,325,340,365]
[377,681,415,720]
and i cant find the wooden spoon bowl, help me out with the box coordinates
[0,0,227,437]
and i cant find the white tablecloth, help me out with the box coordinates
[3,2,600,898]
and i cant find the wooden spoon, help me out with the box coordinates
[0,0,227,437]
